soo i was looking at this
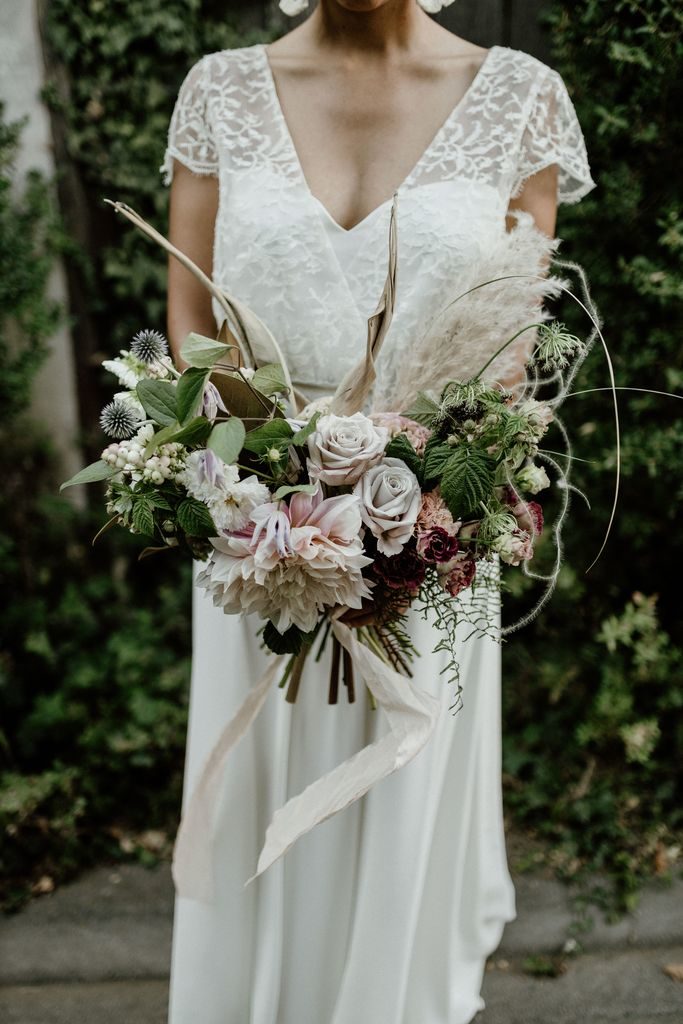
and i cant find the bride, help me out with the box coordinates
[160,1,596,1021]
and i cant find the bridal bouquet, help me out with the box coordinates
[62,310,582,704]
[60,195,615,896]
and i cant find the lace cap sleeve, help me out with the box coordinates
[511,67,597,205]
[160,56,218,186]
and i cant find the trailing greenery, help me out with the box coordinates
[502,0,683,913]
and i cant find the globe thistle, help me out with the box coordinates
[100,399,139,439]
[130,329,168,365]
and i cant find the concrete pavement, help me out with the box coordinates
[1,860,682,1022]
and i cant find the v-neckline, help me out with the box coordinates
[257,42,502,235]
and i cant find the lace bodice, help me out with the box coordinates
[160,43,596,405]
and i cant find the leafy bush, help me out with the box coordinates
[3,0,681,915]
[502,0,682,912]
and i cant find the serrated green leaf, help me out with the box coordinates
[385,434,421,478]
[180,332,236,369]
[136,379,177,425]
[60,460,118,491]
[207,417,246,465]
[290,411,320,446]
[422,439,454,482]
[440,446,495,521]
[176,497,216,538]
[243,419,294,456]
[148,492,173,511]
[403,392,440,426]
[273,482,319,501]
[131,498,155,537]
[251,363,288,397]
[176,367,210,424]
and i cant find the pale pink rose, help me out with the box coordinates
[353,457,421,556]
[370,413,432,456]
[416,489,460,534]
[492,528,534,566]
[307,412,388,486]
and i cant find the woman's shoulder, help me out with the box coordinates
[492,44,559,82]
[492,44,571,101]
[190,44,265,83]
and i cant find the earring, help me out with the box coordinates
[279,0,309,14]
[418,0,457,10]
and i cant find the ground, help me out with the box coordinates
[1,854,682,1023]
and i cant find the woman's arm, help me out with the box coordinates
[505,162,559,239]
[500,163,560,391]
[166,161,220,369]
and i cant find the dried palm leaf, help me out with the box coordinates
[103,199,299,411]
[388,210,569,412]
[329,193,398,415]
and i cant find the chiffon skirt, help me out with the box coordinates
[167,563,516,1024]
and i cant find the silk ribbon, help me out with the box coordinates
[172,612,441,902]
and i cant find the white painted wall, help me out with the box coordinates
[0,0,82,483]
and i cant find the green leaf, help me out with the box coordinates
[60,460,118,491]
[176,367,210,424]
[439,446,496,521]
[385,434,421,478]
[207,417,246,465]
[243,419,294,456]
[262,621,309,655]
[131,498,155,537]
[251,363,288,397]
[148,492,173,511]
[143,422,180,458]
[403,392,440,426]
[291,411,321,446]
[176,498,216,538]
[422,438,454,482]
[136,379,177,425]
[180,332,236,368]
[167,417,212,446]
[273,482,319,501]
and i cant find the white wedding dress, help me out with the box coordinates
[160,43,596,1023]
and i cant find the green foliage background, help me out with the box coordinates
[502,0,682,912]
[0,0,680,913]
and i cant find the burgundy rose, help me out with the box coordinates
[416,527,460,564]
[372,543,426,596]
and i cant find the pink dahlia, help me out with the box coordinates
[196,486,373,633]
